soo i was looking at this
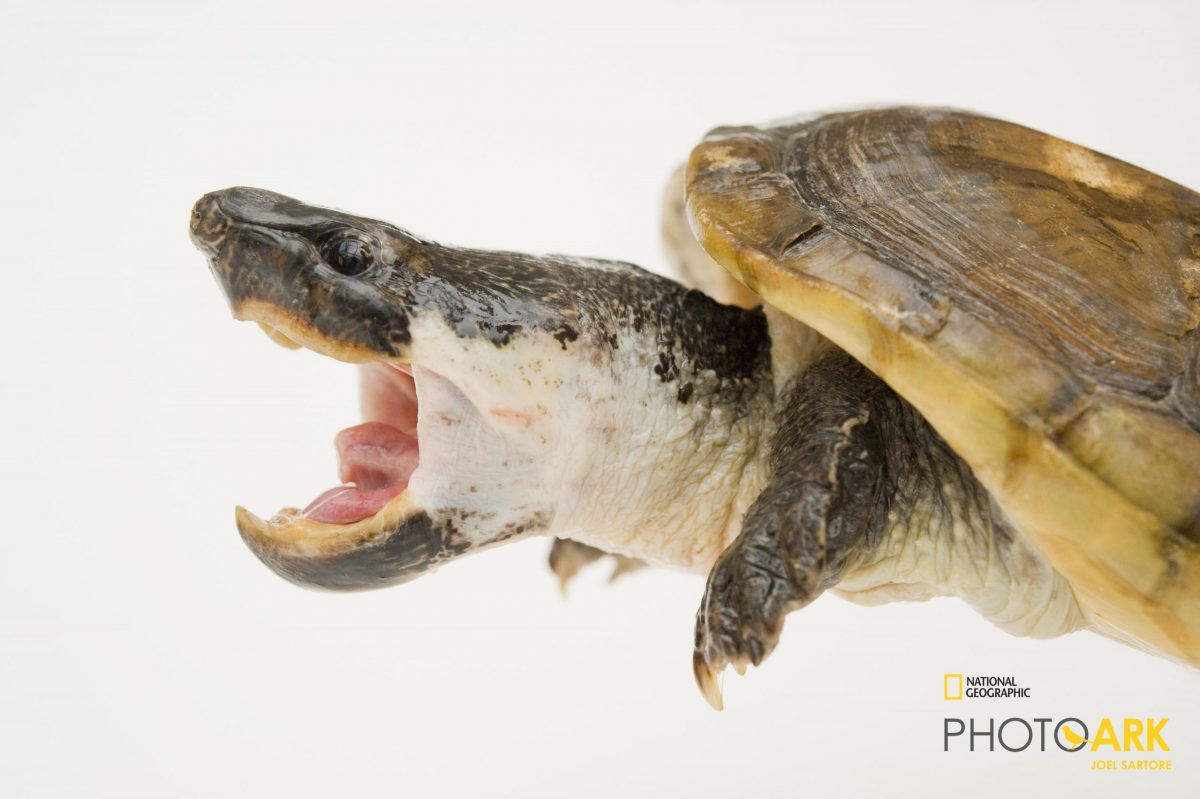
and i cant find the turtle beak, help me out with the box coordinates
[234,501,469,591]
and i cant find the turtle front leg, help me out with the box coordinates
[693,351,888,709]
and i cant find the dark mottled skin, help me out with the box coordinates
[192,188,767,397]
[695,349,994,673]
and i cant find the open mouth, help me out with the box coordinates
[299,360,419,525]
[236,312,424,530]
[239,310,427,531]
[227,307,453,589]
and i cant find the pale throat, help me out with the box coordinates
[548,342,775,574]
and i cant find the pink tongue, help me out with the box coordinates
[301,422,419,524]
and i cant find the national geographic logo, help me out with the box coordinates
[940,673,1174,772]
[943,673,1030,699]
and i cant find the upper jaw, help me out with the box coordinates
[191,189,417,360]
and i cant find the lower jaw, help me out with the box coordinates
[238,489,423,558]
[235,493,455,591]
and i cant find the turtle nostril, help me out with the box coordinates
[189,193,229,252]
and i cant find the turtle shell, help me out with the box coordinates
[687,107,1200,665]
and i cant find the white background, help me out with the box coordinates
[3,0,1199,796]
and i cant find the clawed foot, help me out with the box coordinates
[692,538,802,710]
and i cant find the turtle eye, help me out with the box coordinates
[322,234,375,276]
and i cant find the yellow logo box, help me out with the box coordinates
[944,674,963,700]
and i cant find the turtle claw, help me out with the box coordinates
[548,538,604,595]
[548,538,646,595]
[692,643,755,709]
[692,530,799,708]
[692,650,724,711]
[607,554,646,583]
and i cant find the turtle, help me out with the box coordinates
[190,106,1200,710]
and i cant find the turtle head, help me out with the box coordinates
[190,187,772,589]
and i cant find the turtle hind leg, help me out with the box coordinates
[693,351,889,709]
[548,538,646,595]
